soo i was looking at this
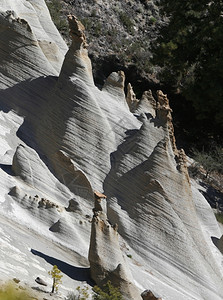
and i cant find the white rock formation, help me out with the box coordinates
[1,0,67,73]
[0,2,222,300]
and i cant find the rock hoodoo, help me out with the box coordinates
[58,15,94,85]
[88,192,141,300]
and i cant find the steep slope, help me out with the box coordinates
[0,1,222,300]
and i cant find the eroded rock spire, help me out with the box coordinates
[67,15,88,49]
[58,15,94,85]
[88,192,141,300]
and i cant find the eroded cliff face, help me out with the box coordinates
[0,2,222,300]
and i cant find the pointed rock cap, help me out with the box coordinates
[102,71,127,106]
[58,15,94,85]
[126,83,139,112]
[156,90,172,124]
[136,90,156,117]
[94,191,107,199]
[68,15,88,50]
[93,191,107,215]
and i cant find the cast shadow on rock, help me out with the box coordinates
[0,76,60,173]
[0,76,57,152]
[31,249,94,285]
[199,182,223,211]
[211,236,223,254]
[211,236,219,248]
[0,164,13,176]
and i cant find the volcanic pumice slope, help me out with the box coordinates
[0,1,222,299]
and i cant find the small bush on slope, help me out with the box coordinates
[48,265,63,293]
[66,285,90,300]
[93,281,123,300]
[191,146,223,179]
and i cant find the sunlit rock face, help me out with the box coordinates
[0,2,223,300]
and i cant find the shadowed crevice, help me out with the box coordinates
[31,249,94,285]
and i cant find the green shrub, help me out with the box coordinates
[119,12,134,34]
[66,285,90,300]
[93,281,123,300]
[93,21,102,37]
[48,265,63,293]
[46,0,68,32]
[80,18,92,32]
[152,0,223,132]
[192,146,223,178]
[149,16,157,24]
[0,281,33,300]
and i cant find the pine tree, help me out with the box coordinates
[48,265,63,293]
[152,0,223,132]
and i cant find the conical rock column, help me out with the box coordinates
[88,192,141,300]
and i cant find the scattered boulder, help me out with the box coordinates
[66,198,81,212]
[141,289,162,300]
[35,277,47,286]
[49,219,61,233]
[8,186,21,198]
[13,278,20,284]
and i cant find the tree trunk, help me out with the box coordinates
[51,278,55,293]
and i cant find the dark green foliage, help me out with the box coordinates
[80,18,92,31]
[152,0,223,132]
[46,0,68,33]
[191,146,223,178]
[149,16,157,24]
[119,12,134,34]
[79,18,101,37]
[93,281,123,300]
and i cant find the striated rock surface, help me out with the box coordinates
[89,193,141,300]
[1,0,67,73]
[0,2,222,300]
[35,15,139,191]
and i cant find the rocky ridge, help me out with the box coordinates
[46,0,162,88]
